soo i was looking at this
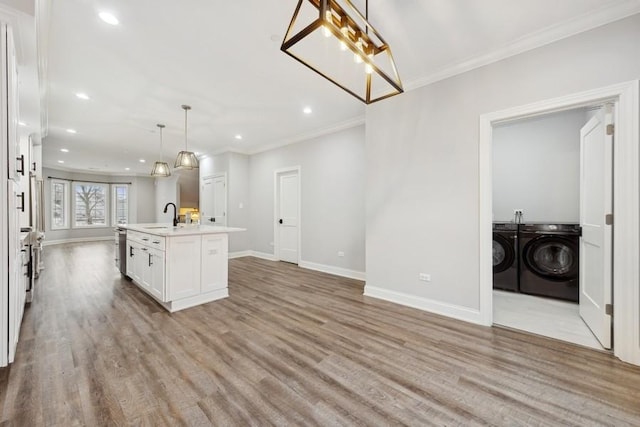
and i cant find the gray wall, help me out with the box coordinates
[365,15,640,311]
[43,167,156,242]
[199,152,250,252]
[228,153,250,252]
[249,125,365,273]
[154,174,180,223]
[493,108,587,223]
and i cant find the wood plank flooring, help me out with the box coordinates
[1,241,640,426]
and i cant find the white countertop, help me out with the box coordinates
[122,223,246,237]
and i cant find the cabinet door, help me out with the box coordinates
[166,235,201,300]
[125,240,136,278]
[201,234,228,293]
[138,247,151,289]
[5,25,20,182]
[149,248,165,301]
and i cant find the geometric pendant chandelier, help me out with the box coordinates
[174,104,199,169]
[150,123,171,177]
[281,0,403,104]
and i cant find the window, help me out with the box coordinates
[112,184,129,225]
[73,182,108,227]
[50,179,69,230]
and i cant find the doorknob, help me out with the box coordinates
[279,219,283,224]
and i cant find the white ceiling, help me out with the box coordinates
[37,0,640,175]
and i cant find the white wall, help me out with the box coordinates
[365,15,640,317]
[43,167,156,242]
[154,174,179,223]
[249,125,365,274]
[199,152,250,253]
[492,108,587,223]
[227,153,250,253]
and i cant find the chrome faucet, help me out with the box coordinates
[163,202,178,227]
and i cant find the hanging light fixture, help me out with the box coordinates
[150,124,171,177]
[174,104,199,169]
[281,0,403,104]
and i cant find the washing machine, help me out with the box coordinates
[493,222,519,292]
[519,223,580,302]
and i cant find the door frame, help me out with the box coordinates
[273,166,302,264]
[201,172,227,225]
[478,80,640,365]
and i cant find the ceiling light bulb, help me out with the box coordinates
[99,12,119,25]
[125,167,130,171]
[58,160,64,164]
[303,107,312,114]
[365,50,374,74]
[66,129,77,134]
[75,92,90,100]
[354,36,364,63]
[139,159,146,163]
[60,148,69,153]
[235,134,243,140]
[323,9,332,37]
[340,25,349,51]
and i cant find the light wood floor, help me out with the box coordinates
[493,290,604,350]
[1,242,640,426]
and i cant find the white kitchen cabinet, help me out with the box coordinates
[148,247,165,301]
[166,235,201,301]
[122,224,242,312]
[201,234,228,293]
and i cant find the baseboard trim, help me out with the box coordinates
[299,260,365,281]
[229,250,252,259]
[363,285,483,325]
[43,236,113,246]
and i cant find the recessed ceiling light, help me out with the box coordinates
[235,134,243,140]
[303,107,312,114]
[58,160,64,164]
[75,92,90,100]
[18,121,26,126]
[60,148,69,153]
[139,159,145,163]
[125,167,130,171]
[99,12,119,26]
[66,129,77,134]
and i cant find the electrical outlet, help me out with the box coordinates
[337,251,345,257]
[419,273,431,282]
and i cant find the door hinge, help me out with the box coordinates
[606,124,614,136]
[605,304,613,316]
[605,213,613,225]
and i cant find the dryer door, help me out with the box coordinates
[522,236,578,281]
[493,233,515,274]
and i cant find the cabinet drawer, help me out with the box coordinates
[148,236,165,250]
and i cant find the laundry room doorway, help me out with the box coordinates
[490,106,605,350]
[478,81,640,366]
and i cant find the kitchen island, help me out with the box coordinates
[121,223,245,312]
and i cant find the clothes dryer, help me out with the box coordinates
[492,222,519,292]
[519,223,580,302]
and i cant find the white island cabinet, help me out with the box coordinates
[123,224,245,312]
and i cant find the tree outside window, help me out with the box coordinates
[51,179,69,230]
[112,185,129,225]
[74,183,107,227]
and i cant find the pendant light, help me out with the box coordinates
[174,104,199,169]
[281,0,403,104]
[150,124,171,177]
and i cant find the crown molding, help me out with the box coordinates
[246,115,365,155]
[405,1,640,92]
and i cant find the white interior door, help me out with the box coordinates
[200,175,226,226]
[579,107,613,349]
[213,175,226,226]
[277,170,299,264]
